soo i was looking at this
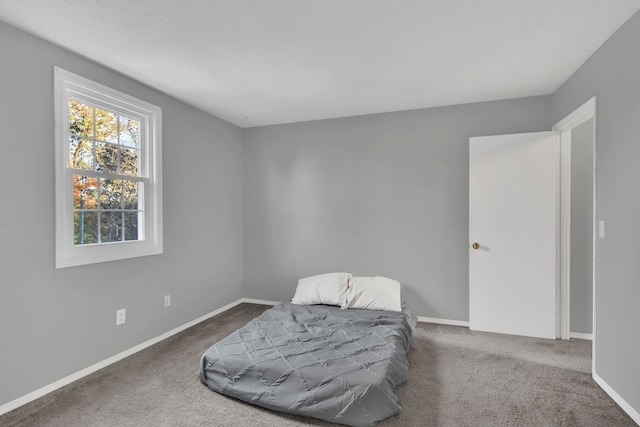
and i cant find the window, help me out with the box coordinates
[54,67,162,268]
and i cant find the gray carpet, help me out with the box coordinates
[1,303,635,427]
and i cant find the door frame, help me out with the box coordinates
[552,97,597,345]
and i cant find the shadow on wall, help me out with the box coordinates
[401,286,431,317]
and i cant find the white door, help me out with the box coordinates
[469,131,558,339]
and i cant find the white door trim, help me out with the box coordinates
[557,130,571,340]
[552,97,596,350]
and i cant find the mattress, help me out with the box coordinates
[198,302,416,427]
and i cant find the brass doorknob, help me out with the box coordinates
[472,242,480,249]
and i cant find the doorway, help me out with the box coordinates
[469,97,596,343]
[568,118,594,340]
[553,97,596,344]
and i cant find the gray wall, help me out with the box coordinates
[5,6,638,419]
[570,118,594,334]
[0,21,244,407]
[243,97,552,320]
[552,10,640,416]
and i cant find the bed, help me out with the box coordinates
[198,301,416,426]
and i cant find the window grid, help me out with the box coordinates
[72,176,144,245]
[68,98,145,245]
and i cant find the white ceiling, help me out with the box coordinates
[1,1,639,128]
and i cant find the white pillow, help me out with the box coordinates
[291,272,351,307]
[345,276,402,312]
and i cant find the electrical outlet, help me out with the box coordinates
[116,308,126,325]
[164,295,171,308]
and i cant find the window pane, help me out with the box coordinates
[73,175,98,209]
[99,179,122,210]
[120,147,139,176]
[74,211,98,245]
[100,211,122,243]
[123,180,140,209]
[96,142,119,173]
[124,212,139,241]
[69,137,93,170]
[95,108,118,143]
[119,116,139,148]
[68,99,94,137]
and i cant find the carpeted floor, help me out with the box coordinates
[1,303,635,427]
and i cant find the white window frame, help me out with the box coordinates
[54,67,163,268]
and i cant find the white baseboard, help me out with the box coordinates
[2,299,615,421]
[0,298,246,417]
[242,300,471,330]
[417,316,469,327]
[594,372,640,425]
[570,332,593,340]
[244,302,472,329]
[240,298,280,306]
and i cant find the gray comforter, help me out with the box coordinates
[198,302,416,427]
